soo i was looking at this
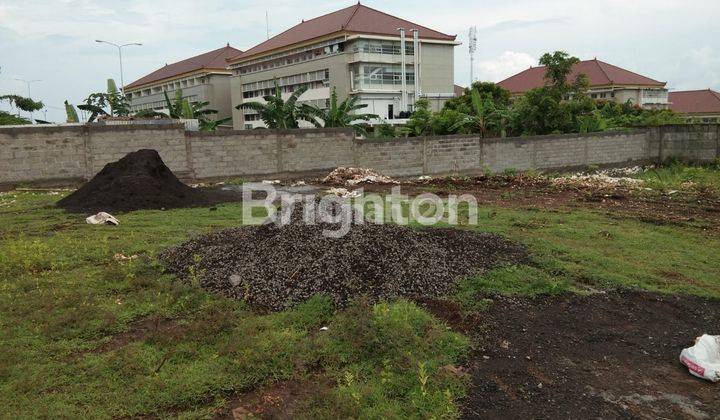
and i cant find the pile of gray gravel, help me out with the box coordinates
[159,221,527,311]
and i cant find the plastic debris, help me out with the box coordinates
[325,187,362,198]
[262,180,281,185]
[680,335,720,382]
[85,212,119,226]
[323,167,398,186]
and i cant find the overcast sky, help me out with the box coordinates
[1,0,719,122]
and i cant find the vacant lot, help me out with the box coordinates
[1,163,719,418]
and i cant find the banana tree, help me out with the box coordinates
[199,117,232,131]
[64,100,79,123]
[236,83,313,129]
[449,89,498,137]
[300,87,377,135]
[76,79,128,122]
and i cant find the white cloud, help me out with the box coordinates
[476,51,536,83]
[1,0,720,122]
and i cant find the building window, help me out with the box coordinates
[351,64,415,89]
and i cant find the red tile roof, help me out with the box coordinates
[126,45,242,89]
[497,59,666,94]
[669,89,720,115]
[232,3,456,62]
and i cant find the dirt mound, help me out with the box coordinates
[460,290,720,419]
[159,222,526,311]
[57,149,235,213]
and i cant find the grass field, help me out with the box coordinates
[1,172,719,418]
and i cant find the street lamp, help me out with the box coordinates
[95,40,142,94]
[14,78,42,122]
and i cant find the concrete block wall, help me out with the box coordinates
[655,125,720,162]
[187,128,355,179]
[188,130,278,179]
[355,138,425,176]
[1,124,718,186]
[425,135,481,174]
[85,125,188,175]
[0,125,87,183]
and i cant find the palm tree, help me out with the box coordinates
[153,89,229,131]
[300,87,378,135]
[236,83,311,129]
[449,89,497,137]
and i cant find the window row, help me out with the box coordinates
[351,64,415,88]
[351,40,414,56]
[235,43,343,75]
[128,78,207,99]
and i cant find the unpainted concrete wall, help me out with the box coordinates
[1,124,718,186]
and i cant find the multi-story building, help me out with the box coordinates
[669,89,720,122]
[227,4,459,130]
[125,44,242,124]
[497,58,669,109]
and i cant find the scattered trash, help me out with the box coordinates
[551,166,647,190]
[417,175,432,181]
[113,253,138,261]
[319,326,329,331]
[500,339,510,350]
[86,212,119,226]
[323,167,398,186]
[262,180,281,185]
[291,180,307,187]
[325,187,362,198]
[552,174,644,189]
[680,334,720,382]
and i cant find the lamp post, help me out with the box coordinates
[95,40,142,94]
[14,78,42,122]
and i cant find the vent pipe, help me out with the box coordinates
[412,29,420,102]
[397,28,407,113]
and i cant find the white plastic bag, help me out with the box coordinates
[85,212,119,226]
[679,334,720,382]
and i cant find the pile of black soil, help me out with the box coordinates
[57,149,237,213]
[460,291,720,419]
[159,221,527,311]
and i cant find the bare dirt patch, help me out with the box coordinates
[459,290,720,419]
[355,175,720,230]
[215,377,333,420]
[95,317,183,354]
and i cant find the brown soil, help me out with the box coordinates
[215,377,333,420]
[355,175,720,230]
[57,149,240,214]
[448,291,720,419]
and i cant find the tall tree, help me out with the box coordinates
[300,87,377,135]
[405,99,433,136]
[76,79,128,122]
[539,51,580,92]
[443,81,510,115]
